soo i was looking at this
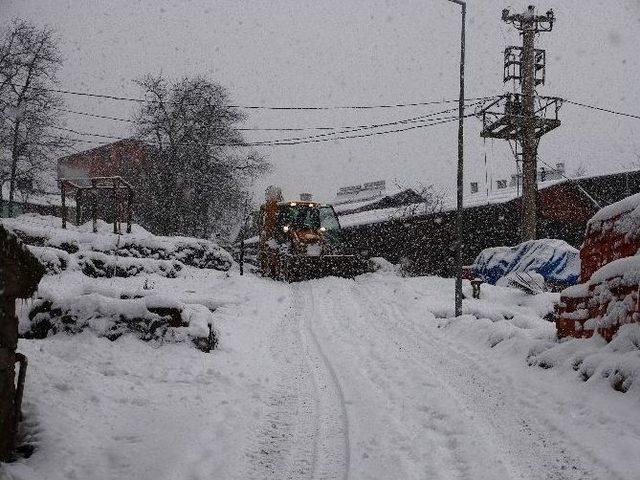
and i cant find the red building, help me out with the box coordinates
[56,139,148,226]
[57,139,148,183]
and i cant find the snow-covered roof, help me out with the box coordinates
[333,190,385,206]
[333,196,388,213]
[339,169,640,229]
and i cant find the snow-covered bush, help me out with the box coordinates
[77,251,182,278]
[527,324,640,393]
[26,245,72,275]
[1,214,227,352]
[2,214,233,273]
[23,289,216,352]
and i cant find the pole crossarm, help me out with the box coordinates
[478,94,562,140]
[502,5,554,32]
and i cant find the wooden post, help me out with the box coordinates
[75,189,82,225]
[92,179,98,233]
[112,178,118,234]
[127,189,133,234]
[61,182,67,229]
[0,296,18,461]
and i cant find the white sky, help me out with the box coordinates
[4,0,640,202]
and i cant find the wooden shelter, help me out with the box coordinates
[60,176,134,234]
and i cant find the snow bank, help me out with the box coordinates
[2,213,233,272]
[2,270,292,480]
[0,214,237,351]
[427,279,640,395]
[471,239,580,287]
[21,273,216,351]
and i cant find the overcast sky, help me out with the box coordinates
[4,0,640,202]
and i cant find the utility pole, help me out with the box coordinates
[520,8,538,240]
[447,0,466,317]
[480,6,560,241]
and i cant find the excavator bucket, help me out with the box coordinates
[281,255,371,282]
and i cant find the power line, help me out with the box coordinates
[50,106,469,145]
[249,107,466,145]
[564,99,640,121]
[53,107,134,124]
[53,104,476,132]
[12,82,493,110]
[51,125,125,140]
[43,113,467,149]
[256,115,469,146]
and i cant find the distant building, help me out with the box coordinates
[55,139,148,225]
[334,180,386,205]
[1,169,74,219]
[338,169,640,277]
[508,163,566,190]
[57,139,148,184]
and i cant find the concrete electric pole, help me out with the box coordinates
[479,5,560,241]
[520,7,539,240]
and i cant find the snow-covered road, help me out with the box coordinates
[4,269,640,480]
[238,274,640,480]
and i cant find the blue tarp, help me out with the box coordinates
[471,239,580,287]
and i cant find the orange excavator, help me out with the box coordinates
[258,187,369,281]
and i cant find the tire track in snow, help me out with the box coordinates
[301,283,351,480]
[316,278,513,480]
[242,283,350,480]
[242,293,320,480]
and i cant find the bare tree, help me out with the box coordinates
[0,19,67,216]
[392,180,446,218]
[132,74,269,238]
[571,163,588,178]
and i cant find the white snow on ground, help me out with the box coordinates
[3,268,640,480]
[3,269,293,480]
